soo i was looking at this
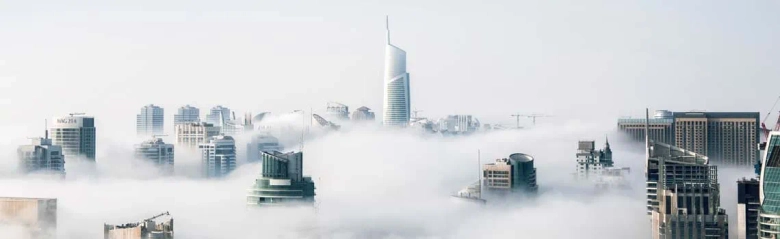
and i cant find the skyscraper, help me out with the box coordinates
[50,114,96,161]
[206,105,231,127]
[482,153,538,195]
[174,105,200,125]
[134,137,175,174]
[382,16,411,127]
[617,110,674,145]
[0,197,57,239]
[199,135,236,178]
[246,151,316,206]
[246,133,282,163]
[326,102,349,121]
[351,106,376,122]
[174,122,220,149]
[737,178,759,239]
[575,139,613,181]
[136,104,164,136]
[673,112,760,166]
[17,126,65,175]
[758,131,780,238]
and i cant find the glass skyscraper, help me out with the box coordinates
[382,17,411,127]
[136,104,164,136]
[759,132,780,238]
[174,105,200,125]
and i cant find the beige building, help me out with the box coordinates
[174,122,220,149]
[483,158,512,190]
[104,212,173,239]
[0,197,57,239]
[674,112,760,166]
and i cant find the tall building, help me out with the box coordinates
[382,17,411,127]
[246,134,282,163]
[134,138,174,174]
[758,131,780,238]
[482,153,538,195]
[246,151,316,206]
[17,127,65,175]
[136,104,164,136]
[174,105,200,125]
[437,115,480,134]
[199,135,236,178]
[0,197,57,239]
[351,106,376,122]
[326,102,349,121]
[674,112,760,166]
[737,178,760,239]
[174,122,220,149]
[575,139,613,181]
[104,212,173,239]
[50,114,96,161]
[205,105,231,127]
[617,110,674,144]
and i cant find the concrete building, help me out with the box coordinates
[0,197,57,239]
[246,151,316,206]
[136,104,164,136]
[758,131,780,238]
[173,105,199,125]
[104,212,173,239]
[437,115,480,134]
[482,153,538,195]
[199,135,236,178]
[326,102,349,121]
[673,112,760,166]
[617,110,674,145]
[205,105,231,127]
[246,134,282,163]
[575,139,613,181]
[382,17,411,127]
[174,122,220,149]
[134,138,174,174]
[17,127,65,175]
[50,114,96,161]
[351,106,375,122]
[737,178,760,239]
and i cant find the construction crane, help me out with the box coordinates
[412,109,423,119]
[762,96,780,140]
[142,211,170,223]
[511,114,552,128]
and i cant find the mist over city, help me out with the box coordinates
[1,1,779,239]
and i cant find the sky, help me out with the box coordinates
[0,0,777,238]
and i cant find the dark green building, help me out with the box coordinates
[246,151,315,206]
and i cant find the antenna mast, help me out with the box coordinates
[386,15,390,44]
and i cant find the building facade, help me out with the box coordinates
[737,178,760,239]
[174,105,200,125]
[246,151,316,206]
[617,111,674,145]
[199,135,236,178]
[759,131,780,238]
[437,115,480,134]
[205,105,231,127]
[134,138,174,174]
[382,17,411,127]
[174,122,220,149]
[136,104,164,136]
[352,106,375,122]
[17,128,65,175]
[0,197,57,239]
[50,114,96,161]
[326,102,349,121]
[104,212,173,239]
[482,153,538,195]
[246,134,282,163]
[674,112,760,166]
[575,139,613,181]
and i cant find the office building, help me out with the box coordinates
[199,135,236,178]
[246,134,282,163]
[382,17,411,127]
[575,139,613,181]
[174,122,220,149]
[758,131,780,238]
[136,104,164,136]
[737,178,759,239]
[437,115,480,134]
[246,151,316,206]
[617,110,674,145]
[595,167,631,190]
[205,105,231,127]
[482,153,538,195]
[17,127,65,175]
[326,102,349,121]
[174,105,200,125]
[134,138,174,174]
[674,112,760,166]
[50,114,96,161]
[352,106,375,122]
[0,197,57,239]
[104,212,173,239]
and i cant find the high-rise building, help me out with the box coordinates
[174,122,220,149]
[246,151,316,206]
[758,131,780,238]
[134,137,174,174]
[437,115,480,134]
[246,134,282,163]
[199,135,236,178]
[104,212,173,239]
[351,106,376,122]
[575,139,613,181]
[674,112,760,166]
[136,104,164,136]
[326,102,349,121]
[382,17,411,127]
[174,105,200,125]
[17,127,65,175]
[50,114,96,161]
[0,197,57,239]
[206,105,231,127]
[482,153,538,195]
[617,110,674,144]
[737,178,760,239]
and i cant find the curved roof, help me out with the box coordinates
[509,153,534,162]
[253,112,271,122]
[356,106,371,111]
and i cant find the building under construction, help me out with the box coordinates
[0,197,57,239]
[104,212,173,239]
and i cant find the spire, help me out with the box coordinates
[44,119,48,140]
[605,135,610,148]
[385,15,390,44]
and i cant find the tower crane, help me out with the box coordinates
[762,96,780,140]
[511,114,552,128]
[142,211,170,223]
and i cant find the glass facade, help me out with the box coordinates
[760,134,780,238]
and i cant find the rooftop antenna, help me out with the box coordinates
[386,15,390,44]
[44,119,48,140]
